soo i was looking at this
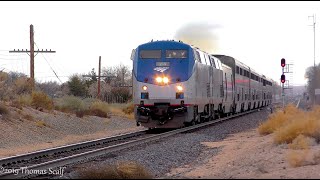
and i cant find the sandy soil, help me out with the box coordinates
[0,106,144,159]
[166,128,320,179]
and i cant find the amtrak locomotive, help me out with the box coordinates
[131,40,274,129]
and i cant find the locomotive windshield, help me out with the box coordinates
[166,50,187,58]
[140,50,161,59]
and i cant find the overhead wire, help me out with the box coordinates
[34,42,62,83]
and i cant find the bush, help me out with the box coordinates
[35,120,47,127]
[13,77,33,95]
[0,103,9,115]
[13,94,32,108]
[122,103,134,115]
[31,91,54,110]
[88,100,110,118]
[54,95,85,113]
[258,104,304,135]
[259,104,320,144]
[288,135,316,150]
[77,161,152,179]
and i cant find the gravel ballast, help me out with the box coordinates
[64,109,270,179]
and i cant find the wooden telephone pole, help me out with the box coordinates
[83,56,114,99]
[9,24,56,89]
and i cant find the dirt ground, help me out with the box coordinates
[0,106,144,159]
[166,129,320,179]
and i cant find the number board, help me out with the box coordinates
[156,62,170,67]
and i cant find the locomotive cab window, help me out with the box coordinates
[166,50,187,58]
[140,50,161,59]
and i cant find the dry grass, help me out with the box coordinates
[77,161,152,179]
[54,95,85,113]
[18,94,32,106]
[88,100,110,118]
[109,103,134,120]
[258,104,320,144]
[122,103,134,114]
[0,103,9,115]
[259,104,320,167]
[35,120,47,127]
[286,149,309,167]
[258,104,303,135]
[31,91,54,110]
[286,149,320,167]
[288,135,316,150]
[22,113,34,121]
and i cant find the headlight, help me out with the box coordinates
[177,85,183,91]
[142,85,148,91]
[156,77,162,83]
[163,77,169,83]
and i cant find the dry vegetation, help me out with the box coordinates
[258,104,320,167]
[0,103,9,115]
[77,161,152,179]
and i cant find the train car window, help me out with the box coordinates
[236,66,239,74]
[210,56,216,68]
[207,55,212,66]
[193,49,200,62]
[240,68,243,75]
[194,50,201,63]
[203,54,208,65]
[166,50,187,58]
[225,73,227,101]
[140,50,161,59]
[242,88,244,101]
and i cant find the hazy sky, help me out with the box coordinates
[0,1,319,86]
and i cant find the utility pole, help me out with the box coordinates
[98,56,101,98]
[82,56,114,99]
[309,14,316,105]
[9,24,56,89]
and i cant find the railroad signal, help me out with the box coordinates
[281,58,286,67]
[281,74,286,83]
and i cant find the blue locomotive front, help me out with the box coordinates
[131,40,196,128]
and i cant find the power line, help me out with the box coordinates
[9,24,56,89]
[34,42,62,84]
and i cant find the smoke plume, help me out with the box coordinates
[174,22,220,54]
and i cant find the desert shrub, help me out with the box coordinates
[31,91,54,110]
[88,100,110,118]
[13,94,32,107]
[286,150,309,167]
[35,120,47,127]
[22,113,34,121]
[13,77,33,95]
[258,104,304,135]
[0,103,9,115]
[122,102,134,115]
[274,116,320,144]
[77,161,152,179]
[76,110,85,118]
[54,95,85,113]
[288,135,316,150]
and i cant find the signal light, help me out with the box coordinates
[281,58,286,67]
[281,74,285,83]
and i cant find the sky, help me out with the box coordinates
[0,1,319,86]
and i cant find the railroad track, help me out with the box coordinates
[0,107,265,179]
